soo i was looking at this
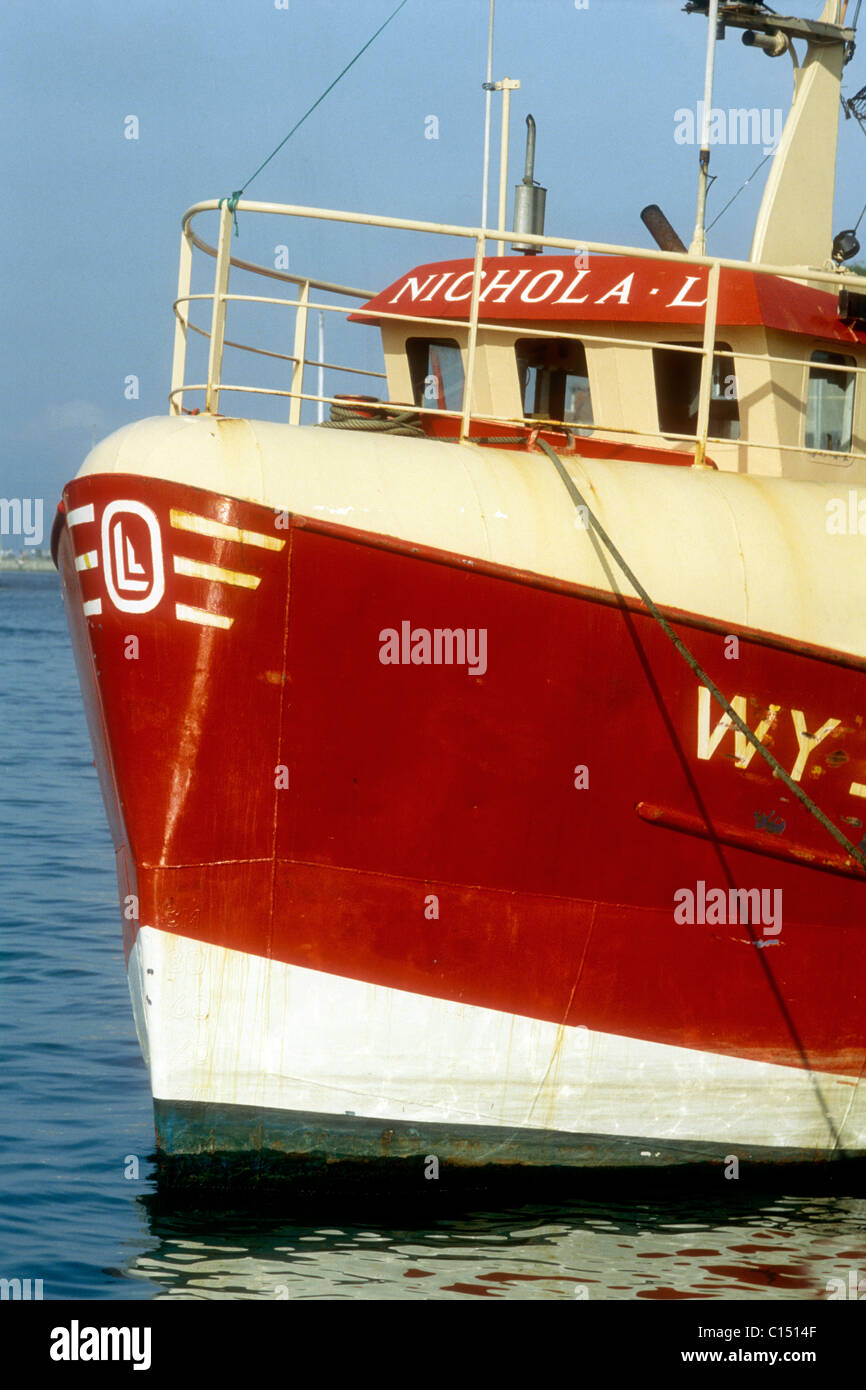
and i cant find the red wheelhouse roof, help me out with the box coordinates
[351,254,866,346]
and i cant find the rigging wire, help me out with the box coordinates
[220,0,411,231]
[706,150,774,231]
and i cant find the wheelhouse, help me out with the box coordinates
[356,253,866,480]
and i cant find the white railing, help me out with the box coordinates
[170,197,866,465]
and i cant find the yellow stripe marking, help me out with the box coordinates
[169,508,285,551]
[173,555,260,589]
[175,603,233,630]
[75,550,99,571]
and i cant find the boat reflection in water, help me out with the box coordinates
[123,1191,866,1300]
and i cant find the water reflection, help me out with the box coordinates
[127,1190,866,1300]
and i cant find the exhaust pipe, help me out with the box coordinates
[640,204,687,254]
[511,115,547,254]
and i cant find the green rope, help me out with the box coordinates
[536,437,866,876]
[316,402,425,436]
[221,0,411,235]
[218,191,242,237]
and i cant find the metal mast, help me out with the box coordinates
[690,0,721,255]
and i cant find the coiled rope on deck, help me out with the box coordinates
[316,401,426,436]
[537,436,866,875]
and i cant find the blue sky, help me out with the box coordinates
[3,0,864,516]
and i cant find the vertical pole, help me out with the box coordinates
[689,0,719,257]
[479,0,495,254]
[317,310,325,424]
[495,79,519,256]
[289,280,310,427]
[469,0,496,439]
[460,234,486,442]
[170,227,193,415]
[694,260,720,468]
[205,202,234,415]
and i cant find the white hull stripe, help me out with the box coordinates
[173,555,260,588]
[82,598,102,616]
[175,603,233,629]
[169,508,285,552]
[74,550,99,571]
[66,503,95,528]
[127,926,866,1153]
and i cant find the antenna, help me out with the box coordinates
[479,0,496,248]
[690,0,721,255]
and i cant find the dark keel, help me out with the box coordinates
[153,1099,866,1194]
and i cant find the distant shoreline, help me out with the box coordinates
[0,559,55,573]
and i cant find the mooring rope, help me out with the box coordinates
[536,436,866,874]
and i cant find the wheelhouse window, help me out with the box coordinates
[516,338,593,427]
[653,342,740,440]
[407,338,464,411]
[805,350,855,453]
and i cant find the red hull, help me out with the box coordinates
[58,472,866,1080]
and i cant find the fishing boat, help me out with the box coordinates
[54,0,866,1182]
